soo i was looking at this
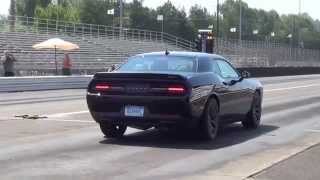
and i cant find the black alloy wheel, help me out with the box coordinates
[242,92,262,129]
[201,98,220,140]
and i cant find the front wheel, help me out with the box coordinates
[242,92,262,129]
[99,123,127,138]
[200,98,220,140]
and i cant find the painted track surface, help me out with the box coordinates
[1,75,320,180]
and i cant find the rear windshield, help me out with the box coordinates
[118,55,197,72]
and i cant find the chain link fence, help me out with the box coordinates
[215,38,320,68]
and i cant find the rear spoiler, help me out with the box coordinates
[94,72,187,81]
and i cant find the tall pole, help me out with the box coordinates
[54,46,58,75]
[292,16,295,48]
[239,0,242,44]
[55,0,59,32]
[216,0,220,50]
[299,0,301,14]
[298,0,301,47]
[161,19,164,42]
[119,0,123,38]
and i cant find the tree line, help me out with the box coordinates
[10,0,320,49]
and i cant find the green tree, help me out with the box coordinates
[38,0,52,7]
[129,0,157,30]
[157,1,195,40]
[16,0,49,17]
[79,0,114,26]
[220,0,241,39]
[9,0,16,31]
[35,4,79,21]
[220,0,282,41]
[11,0,320,49]
[189,5,214,31]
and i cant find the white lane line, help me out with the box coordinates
[305,129,320,133]
[265,84,320,92]
[12,118,95,123]
[47,110,89,118]
[42,119,95,123]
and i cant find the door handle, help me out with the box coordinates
[223,80,237,86]
[223,82,229,86]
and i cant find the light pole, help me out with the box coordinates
[299,0,301,14]
[216,0,220,38]
[239,0,242,44]
[298,0,302,48]
[119,0,123,38]
[271,32,275,46]
[157,15,164,42]
[287,33,293,58]
[216,0,220,50]
[253,29,259,41]
[52,0,59,32]
[161,19,164,38]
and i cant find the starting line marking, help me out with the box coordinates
[42,119,95,123]
[47,110,89,118]
[12,118,95,123]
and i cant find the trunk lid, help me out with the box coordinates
[88,72,190,96]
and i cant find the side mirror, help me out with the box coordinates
[241,71,251,79]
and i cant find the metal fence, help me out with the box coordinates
[0,16,196,51]
[215,38,320,67]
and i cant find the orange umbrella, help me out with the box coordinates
[33,38,79,75]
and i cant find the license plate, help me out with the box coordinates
[124,105,144,117]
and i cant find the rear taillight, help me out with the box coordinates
[92,82,186,96]
[167,85,186,94]
[95,83,110,91]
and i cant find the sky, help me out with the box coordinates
[0,0,319,20]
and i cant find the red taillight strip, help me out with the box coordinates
[167,85,186,94]
[168,87,185,92]
[95,84,110,91]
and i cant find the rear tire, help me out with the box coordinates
[242,92,262,129]
[200,98,220,140]
[99,123,127,138]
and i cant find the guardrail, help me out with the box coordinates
[0,76,92,92]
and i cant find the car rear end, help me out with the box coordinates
[87,72,194,129]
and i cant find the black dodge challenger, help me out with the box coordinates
[87,51,263,140]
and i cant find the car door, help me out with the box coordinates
[215,59,252,118]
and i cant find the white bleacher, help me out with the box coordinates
[0,22,190,75]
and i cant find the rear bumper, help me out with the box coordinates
[90,111,190,128]
[87,93,198,127]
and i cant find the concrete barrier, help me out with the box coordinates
[0,76,92,92]
[238,67,320,77]
[1,67,320,93]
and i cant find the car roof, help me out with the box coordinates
[134,51,226,60]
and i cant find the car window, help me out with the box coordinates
[198,57,220,74]
[216,60,239,79]
[211,60,221,74]
[118,55,196,72]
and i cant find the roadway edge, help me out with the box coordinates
[185,133,320,180]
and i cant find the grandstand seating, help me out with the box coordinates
[0,28,187,75]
